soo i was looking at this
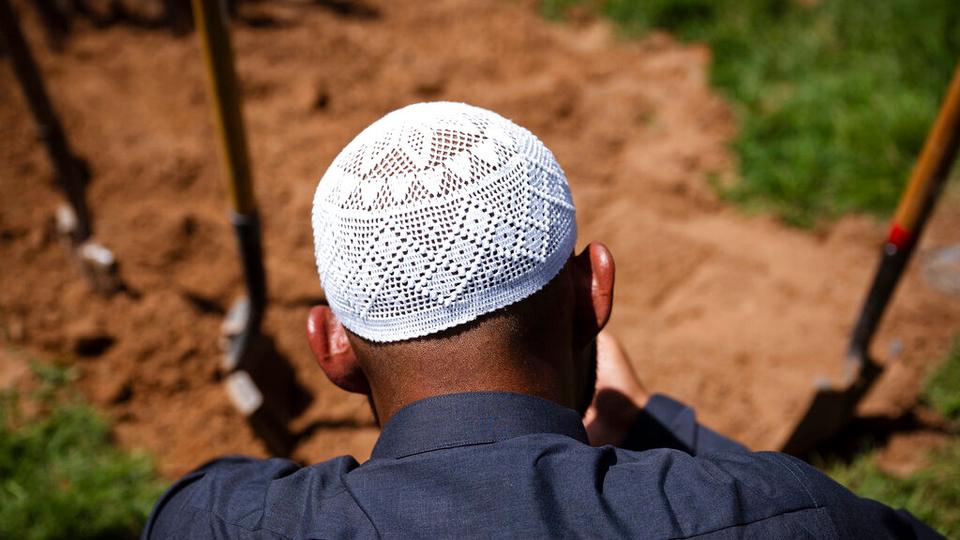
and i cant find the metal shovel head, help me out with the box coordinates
[219,295,311,456]
[780,354,882,456]
[77,240,121,294]
[55,204,121,295]
[221,295,252,372]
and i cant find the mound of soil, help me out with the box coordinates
[1,0,958,477]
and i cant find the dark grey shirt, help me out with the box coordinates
[143,392,941,539]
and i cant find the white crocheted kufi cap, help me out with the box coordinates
[312,102,577,342]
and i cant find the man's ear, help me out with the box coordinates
[571,242,615,348]
[306,305,371,394]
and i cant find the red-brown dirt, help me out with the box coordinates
[1,0,958,478]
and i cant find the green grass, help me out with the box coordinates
[823,338,960,537]
[543,0,960,226]
[0,361,164,540]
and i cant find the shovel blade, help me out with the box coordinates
[220,296,312,456]
[781,356,882,456]
[782,386,860,456]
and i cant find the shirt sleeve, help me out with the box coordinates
[140,455,294,540]
[621,393,748,455]
[766,452,945,539]
[141,456,230,539]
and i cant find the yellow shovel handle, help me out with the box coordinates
[192,0,256,215]
[890,62,960,242]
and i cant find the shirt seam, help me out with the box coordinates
[340,466,383,539]
[767,453,820,508]
[768,454,842,538]
[394,438,498,458]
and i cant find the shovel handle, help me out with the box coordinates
[193,0,267,325]
[849,61,960,359]
[192,0,256,215]
[890,62,960,245]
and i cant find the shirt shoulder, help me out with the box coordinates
[142,455,370,540]
[602,448,928,539]
[573,446,830,538]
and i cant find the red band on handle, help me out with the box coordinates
[887,223,912,249]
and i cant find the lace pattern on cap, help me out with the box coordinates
[312,102,576,342]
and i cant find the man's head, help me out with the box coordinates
[307,102,615,423]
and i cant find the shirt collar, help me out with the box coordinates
[370,391,589,459]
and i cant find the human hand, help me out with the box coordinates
[583,331,650,446]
